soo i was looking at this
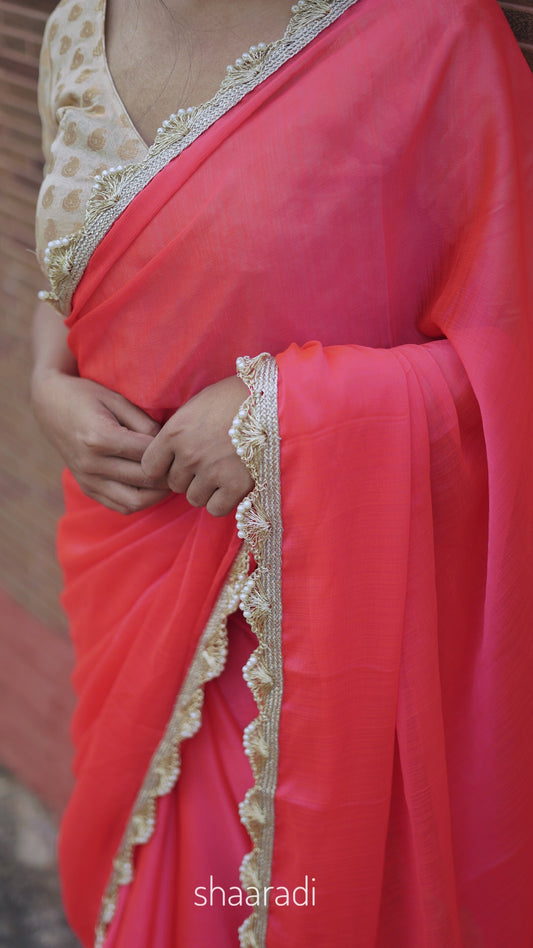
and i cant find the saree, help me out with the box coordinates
[49,0,533,945]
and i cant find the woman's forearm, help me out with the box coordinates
[31,300,77,389]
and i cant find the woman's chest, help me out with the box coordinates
[104,0,295,145]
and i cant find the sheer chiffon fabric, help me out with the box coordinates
[56,0,533,945]
[102,612,256,948]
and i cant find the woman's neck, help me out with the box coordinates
[105,0,295,145]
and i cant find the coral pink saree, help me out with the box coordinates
[51,0,533,945]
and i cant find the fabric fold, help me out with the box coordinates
[52,0,533,944]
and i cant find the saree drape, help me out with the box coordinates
[55,0,533,945]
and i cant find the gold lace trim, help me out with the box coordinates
[94,547,250,948]
[39,0,361,315]
[232,354,283,948]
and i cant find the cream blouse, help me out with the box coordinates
[36,0,149,271]
[36,0,329,310]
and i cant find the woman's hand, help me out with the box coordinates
[31,371,171,515]
[141,376,254,517]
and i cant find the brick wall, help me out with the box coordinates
[0,0,532,815]
[0,0,66,632]
[0,0,72,814]
[500,1,533,67]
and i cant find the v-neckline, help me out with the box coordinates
[44,0,362,316]
[100,0,150,152]
[100,0,298,152]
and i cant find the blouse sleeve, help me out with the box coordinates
[37,18,58,173]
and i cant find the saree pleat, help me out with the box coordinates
[55,0,533,945]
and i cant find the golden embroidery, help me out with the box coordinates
[87,128,107,151]
[81,20,95,39]
[62,121,78,146]
[93,548,251,948]
[232,354,283,948]
[68,3,83,21]
[75,68,94,85]
[41,186,55,209]
[44,220,57,243]
[59,35,72,55]
[62,189,82,211]
[71,49,84,70]
[81,87,99,108]
[61,157,80,177]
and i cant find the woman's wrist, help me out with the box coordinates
[31,364,72,406]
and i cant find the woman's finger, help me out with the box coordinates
[87,425,156,463]
[205,486,242,518]
[79,475,170,514]
[87,455,170,490]
[104,391,161,437]
[141,435,176,479]
[186,475,214,508]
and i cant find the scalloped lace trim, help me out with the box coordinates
[232,353,283,948]
[39,0,361,315]
[94,548,250,948]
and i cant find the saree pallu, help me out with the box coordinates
[54,0,533,945]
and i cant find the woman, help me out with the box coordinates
[32,0,533,945]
